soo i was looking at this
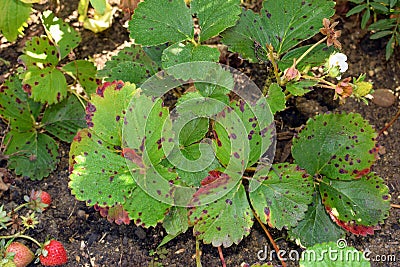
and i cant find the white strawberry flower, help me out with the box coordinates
[326,52,348,80]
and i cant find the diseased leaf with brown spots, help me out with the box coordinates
[319,173,390,225]
[188,183,253,248]
[288,192,345,248]
[69,129,135,207]
[292,113,378,180]
[249,163,313,230]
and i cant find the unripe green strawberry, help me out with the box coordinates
[39,240,68,266]
[5,242,34,267]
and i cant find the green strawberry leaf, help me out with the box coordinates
[69,129,135,206]
[123,183,171,228]
[161,43,220,69]
[5,130,59,180]
[129,0,194,46]
[62,60,99,96]
[41,10,81,59]
[123,92,173,166]
[249,163,313,230]
[18,36,60,67]
[22,66,68,104]
[292,113,377,180]
[160,206,189,246]
[42,95,86,142]
[86,81,137,146]
[0,0,31,42]
[266,83,286,114]
[175,143,222,187]
[222,0,335,59]
[288,192,344,248]
[191,0,241,42]
[319,173,390,225]
[286,80,317,96]
[189,183,253,247]
[299,242,370,266]
[0,75,40,132]
[214,98,274,169]
[279,43,337,72]
[143,43,168,67]
[98,44,159,85]
[178,117,209,147]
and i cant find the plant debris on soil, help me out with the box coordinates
[0,1,399,266]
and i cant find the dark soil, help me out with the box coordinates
[1,1,399,267]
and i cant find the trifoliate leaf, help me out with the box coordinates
[288,192,344,248]
[299,242,370,267]
[41,10,81,59]
[5,130,59,180]
[191,0,241,42]
[250,163,313,230]
[161,42,220,69]
[222,0,335,60]
[18,36,60,67]
[22,66,67,104]
[62,60,99,96]
[189,183,253,247]
[292,113,377,180]
[319,173,390,225]
[0,0,31,42]
[266,83,286,114]
[42,95,86,142]
[69,129,135,206]
[129,0,194,46]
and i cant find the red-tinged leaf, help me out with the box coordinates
[122,148,145,170]
[191,170,234,206]
[326,206,380,236]
[94,204,130,225]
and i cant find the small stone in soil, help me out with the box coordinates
[371,89,396,107]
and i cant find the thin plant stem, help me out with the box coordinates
[295,36,327,67]
[266,45,281,86]
[195,237,202,267]
[378,108,400,138]
[0,233,41,247]
[391,204,400,209]
[217,246,226,267]
[252,210,287,267]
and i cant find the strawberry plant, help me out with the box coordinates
[0,11,98,180]
[67,0,392,266]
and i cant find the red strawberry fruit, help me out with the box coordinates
[39,240,68,266]
[5,241,35,267]
[29,190,52,211]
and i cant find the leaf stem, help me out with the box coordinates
[252,210,287,267]
[217,246,226,267]
[295,36,327,67]
[195,237,202,267]
[0,233,41,247]
[377,107,400,138]
[266,44,281,85]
